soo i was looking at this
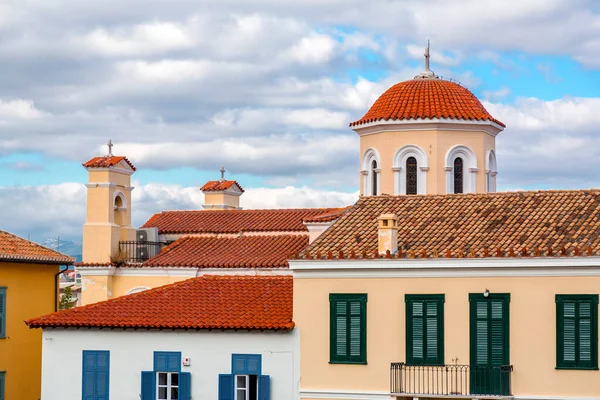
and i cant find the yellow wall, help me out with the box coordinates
[359,128,496,195]
[294,275,600,398]
[0,262,58,400]
[81,274,192,305]
[204,192,240,209]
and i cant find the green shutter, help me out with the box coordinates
[556,295,599,370]
[0,288,6,339]
[0,371,5,400]
[405,295,444,365]
[469,294,510,367]
[329,294,367,364]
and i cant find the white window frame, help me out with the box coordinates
[445,145,478,194]
[485,149,497,193]
[235,374,249,400]
[156,371,179,400]
[361,148,381,196]
[392,145,429,195]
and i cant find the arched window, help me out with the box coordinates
[486,150,497,192]
[406,157,418,195]
[453,157,464,194]
[371,160,378,196]
[113,192,127,226]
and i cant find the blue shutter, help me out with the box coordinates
[258,375,270,400]
[179,372,191,400]
[0,372,5,400]
[232,354,262,375]
[0,288,6,338]
[218,374,234,400]
[154,352,181,372]
[82,351,110,400]
[140,371,154,400]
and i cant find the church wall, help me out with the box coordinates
[80,274,114,304]
[293,273,600,399]
[88,170,131,187]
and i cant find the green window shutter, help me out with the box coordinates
[0,288,6,339]
[469,294,510,368]
[405,295,444,365]
[556,295,599,370]
[0,371,5,400]
[329,294,367,364]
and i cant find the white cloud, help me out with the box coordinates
[0,99,46,119]
[482,86,511,102]
[289,33,337,64]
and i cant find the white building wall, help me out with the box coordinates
[40,328,300,400]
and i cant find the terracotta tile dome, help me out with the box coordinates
[350,78,505,128]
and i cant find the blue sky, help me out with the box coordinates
[0,0,599,241]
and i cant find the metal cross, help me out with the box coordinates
[107,139,113,156]
[424,39,430,71]
[220,165,225,181]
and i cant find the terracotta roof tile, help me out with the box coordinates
[27,275,293,330]
[143,235,307,268]
[350,79,505,128]
[0,230,74,264]
[303,207,349,223]
[142,208,344,234]
[302,190,600,258]
[200,180,244,192]
[82,156,137,171]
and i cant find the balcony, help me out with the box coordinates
[118,241,162,263]
[391,363,513,398]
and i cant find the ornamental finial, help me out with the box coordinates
[107,139,113,156]
[220,165,225,181]
[414,39,437,80]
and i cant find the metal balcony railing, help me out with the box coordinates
[391,363,513,397]
[118,241,162,263]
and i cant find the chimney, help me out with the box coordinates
[378,214,398,255]
[200,168,244,210]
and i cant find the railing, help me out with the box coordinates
[391,363,513,397]
[118,241,162,263]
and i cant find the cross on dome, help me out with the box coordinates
[414,40,437,80]
[107,139,113,156]
[220,166,226,181]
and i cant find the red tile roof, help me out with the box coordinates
[143,235,308,268]
[200,180,244,192]
[82,156,137,171]
[0,230,74,265]
[301,190,600,259]
[303,207,349,223]
[142,208,344,234]
[350,78,505,128]
[27,275,293,330]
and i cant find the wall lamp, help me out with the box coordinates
[483,288,490,298]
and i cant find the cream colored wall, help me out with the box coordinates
[81,274,113,304]
[0,262,58,400]
[204,192,240,209]
[359,129,496,195]
[294,276,600,398]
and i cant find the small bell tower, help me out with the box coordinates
[82,140,137,263]
[200,166,244,210]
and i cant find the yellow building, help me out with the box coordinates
[0,230,73,400]
[78,149,346,305]
[289,50,600,400]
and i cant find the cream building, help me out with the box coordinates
[290,50,600,400]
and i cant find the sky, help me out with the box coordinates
[0,0,599,242]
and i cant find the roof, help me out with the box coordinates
[200,180,244,193]
[350,78,505,128]
[0,230,74,265]
[27,275,293,331]
[142,234,308,268]
[82,156,137,171]
[302,207,349,223]
[302,190,600,259]
[141,208,344,234]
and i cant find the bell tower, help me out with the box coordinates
[82,140,137,263]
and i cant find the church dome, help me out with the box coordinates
[350,78,505,128]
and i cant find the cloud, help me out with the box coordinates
[289,33,337,64]
[0,99,46,119]
[482,86,511,102]
[0,182,358,242]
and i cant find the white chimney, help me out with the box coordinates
[378,214,398,255]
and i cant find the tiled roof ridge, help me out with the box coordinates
[200,180,245,192]
[303,207,350,223]
[149,206,342,214]
[26,275,294,330]
[0,230,75,264]
[82,155,137,171]
[367,188,600,199]
[297,245,600,260]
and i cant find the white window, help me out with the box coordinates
[362,148,380,196]
[445,145,478,194]
[392,145,429,195]
[235,375,258,400]
[157,372,179,400]
[486,150,497,193]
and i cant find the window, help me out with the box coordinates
[405,295,444,365]
[157,372,179,400]
[82,351,110,400]
[0,287,5,339]
[406,157,418,195]
[141,352,190,400]
[371,160,378,196]
[329,294,367,364]
[0,371,5,400]
[556,295,598,370]
[453,157,463,194]
[219,355,270,400]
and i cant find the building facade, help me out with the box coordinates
[0,230,73,400]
